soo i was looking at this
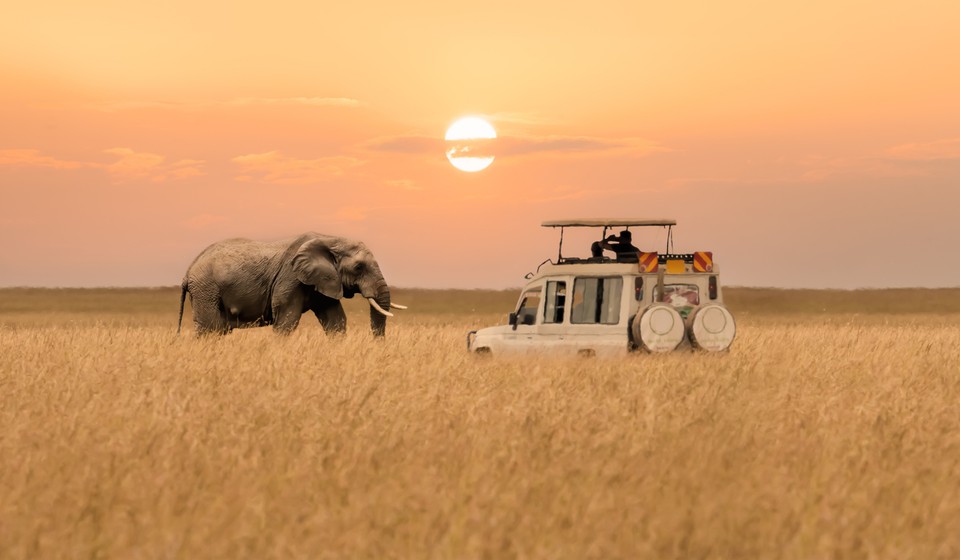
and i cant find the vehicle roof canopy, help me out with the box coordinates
[542,218,676,228]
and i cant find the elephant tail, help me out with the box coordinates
[177,280,188,335]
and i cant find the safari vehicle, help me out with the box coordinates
[467,219,736,356]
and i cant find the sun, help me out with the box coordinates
[445,116,496,172]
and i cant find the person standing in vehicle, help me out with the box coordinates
[599,230,640,262]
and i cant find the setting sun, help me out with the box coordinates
[445,116,496,172]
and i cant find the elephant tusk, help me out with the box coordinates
[368,298,394,317]
[390,303,408,310]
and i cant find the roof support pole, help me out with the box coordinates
[558,226,565,262]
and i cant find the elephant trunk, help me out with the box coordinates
[370,285,390,337]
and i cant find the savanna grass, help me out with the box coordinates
[1,288,959,558]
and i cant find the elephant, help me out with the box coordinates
[177,232,405,336]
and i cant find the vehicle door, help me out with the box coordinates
[537,279,571,353]
[504,284,543,352]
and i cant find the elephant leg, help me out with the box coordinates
[272,307,302,334]
[313,301,347,335]
[271,291,305,334]
[192,294,230,336]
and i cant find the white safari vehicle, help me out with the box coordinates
[467,219,736,357]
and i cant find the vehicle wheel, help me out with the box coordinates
[689,304,736,351]
[633,303,685,353]
[474,347,492,356]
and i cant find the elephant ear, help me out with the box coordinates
[292,239,343,299]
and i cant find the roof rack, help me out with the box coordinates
[542,219,676,228]
[543,218,677,262]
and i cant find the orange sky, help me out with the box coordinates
[2,1,959,289]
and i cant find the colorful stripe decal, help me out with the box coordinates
[638,251,659,272]
[693,251,713,272]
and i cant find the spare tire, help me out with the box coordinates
[632,303,685,353]
[689,304,736,351]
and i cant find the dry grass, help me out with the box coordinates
[1,288,960,559]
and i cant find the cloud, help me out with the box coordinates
[0,148,205,182]
[498,135,664,157]
[232,151,363,184]
[103,148,206,182]
[363,134,665,159]
[445,138,496,159]
[166,161,207,180]
[0,149,95,170]
[103,148,165,178]
[363,135,445,154]
[885,138,960,161]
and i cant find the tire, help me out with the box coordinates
[632,303,685,353]
[689,304,736,351]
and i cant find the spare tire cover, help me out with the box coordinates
[633,303,685,353]
[690,304,736,351]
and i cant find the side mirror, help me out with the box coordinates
[509,312,518,327]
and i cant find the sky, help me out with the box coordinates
[1,1,959,289]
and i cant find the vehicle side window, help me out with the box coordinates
[543,281,567,324]
[516,289,542,325]
[662,283,700,319]
[571,277,623,324]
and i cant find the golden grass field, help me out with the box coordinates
[2,287,959,559]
